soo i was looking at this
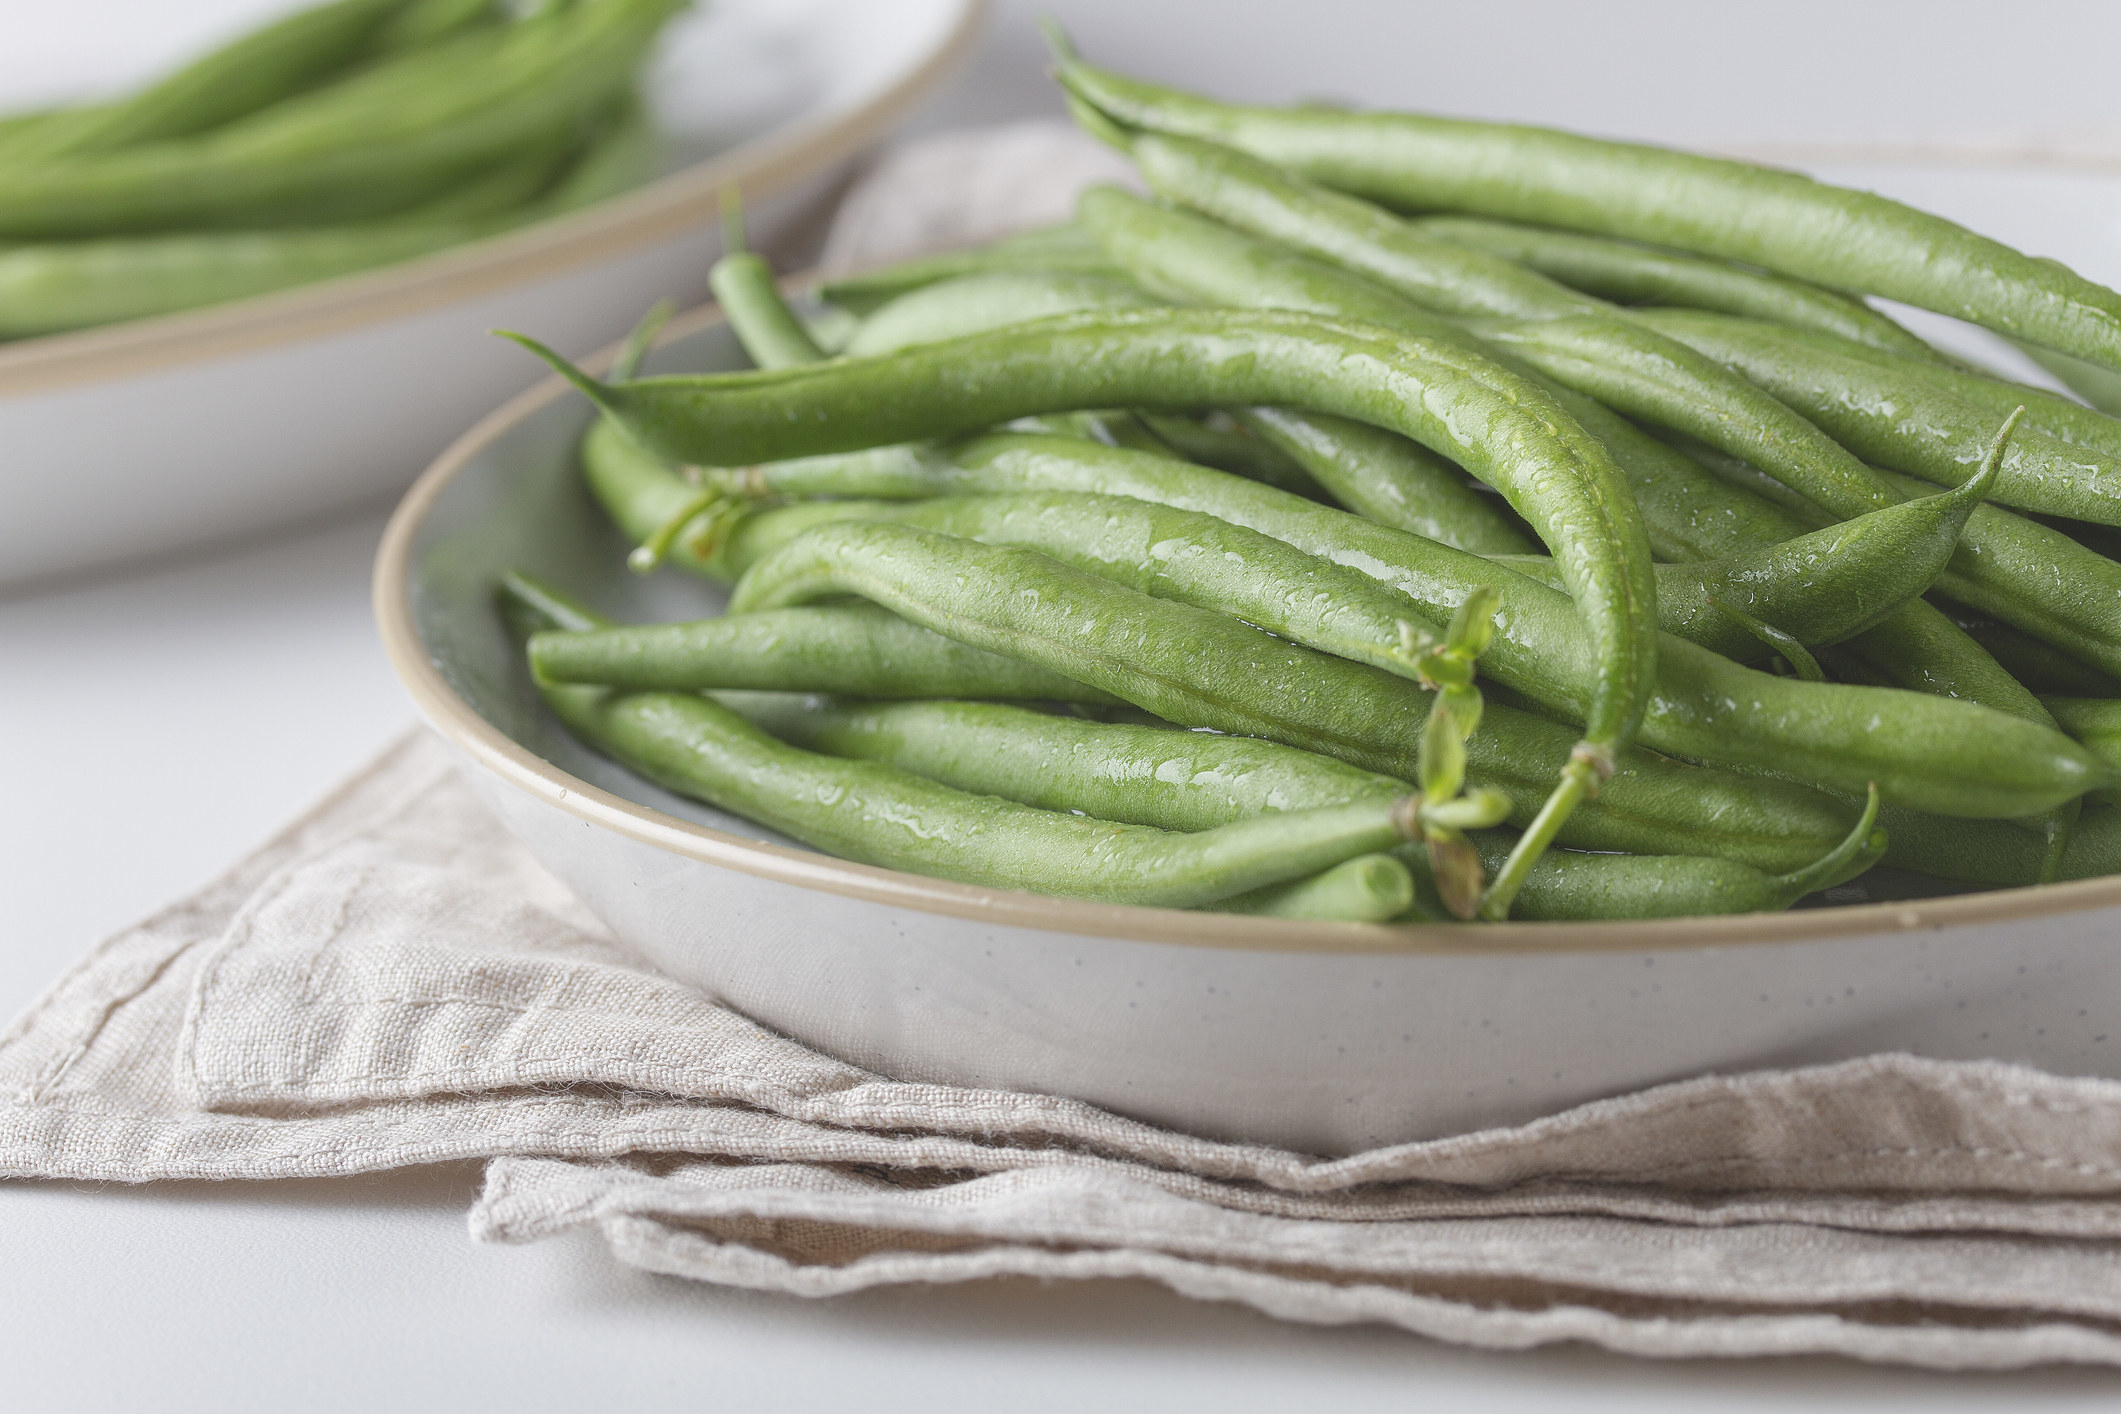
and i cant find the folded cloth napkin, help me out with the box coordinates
[12,125,2121,1372]
[12,732,2121,1371]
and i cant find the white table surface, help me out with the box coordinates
[11,1,2121,1405]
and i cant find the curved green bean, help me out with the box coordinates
[710,252,827,370]
[1049,40,2121,375]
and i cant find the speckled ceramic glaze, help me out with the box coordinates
[377,306,2121,1156]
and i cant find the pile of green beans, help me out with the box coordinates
[497,32,2121,925]
[0,0,685,337]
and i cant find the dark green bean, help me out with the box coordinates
[1048,39,2121,375]
[1411,215,1943,362]
[1878,804,2121,887]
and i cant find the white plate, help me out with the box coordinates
[0,0,982,589]
[376,281,2121,1157]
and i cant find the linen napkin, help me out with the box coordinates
[12,124,2121,1371]
[12,732,2121,1370]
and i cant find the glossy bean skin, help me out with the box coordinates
[730,520,2108,818]
[1950,614,2121,697]
[505,580,1418,911]
[1635,309,2121,527]
[720,693,1882,918]
[707,487,2061,815]
[1496,466,1987,662]
[1411,215,1941,362]
[1093,137,1886,518]
[529,601,1114,704]
[700,427,2053,733]
[1049,49,2121,375]
[512,306,1660,771]
[849,258,1532,554]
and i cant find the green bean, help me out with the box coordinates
[710,256,823,371]
[529,601,1113,703]
[2043,697,2121,781]
[0,104,649,338]
[1047,38,2121,375]
[843,270,1159,357]
[1071,182,1876,568]
[1236,407,1535,552]
[1130,411,1322,495]
[1948,613,2121,697]
[505,308,1662,865]
[1,0,421,162]
[714,693,1882,919]
[1877,804,2121,887]
[1494,460,1991,664]
[1219,854,1417,921]
[1411,215,1943,362]
[1468,788,1882,921]
[0,0,679,238]
[1633,309,2121,527]
[729,520,2106,819]
[849,257,1533,554]
[820,223,1121,314]
[504,577,1426,909]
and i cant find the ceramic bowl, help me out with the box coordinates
[0,0,981,589]
[376,293,2121,1156]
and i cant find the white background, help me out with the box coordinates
[9,1,2121,1407]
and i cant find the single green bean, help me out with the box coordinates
[1411,215,1942,361]
[1219,854,1417,921]
[530,601,1112,703]
[1878,804,2121,886]
[710,252,826,369]
[1048,39,2121,375]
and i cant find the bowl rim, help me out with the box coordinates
[374,300,2121,958]
[0,0,985,398]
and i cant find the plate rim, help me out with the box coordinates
[373,299,2121,958]
[0,0,986,397]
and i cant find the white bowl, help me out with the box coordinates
[0,0,982,589]
[376,293,2121,1157]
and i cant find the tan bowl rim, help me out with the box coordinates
[374,296,2121,957]
[0,0,985,398]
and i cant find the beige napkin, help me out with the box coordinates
[10,730,2121,1370]
[12,124,2121,1371]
